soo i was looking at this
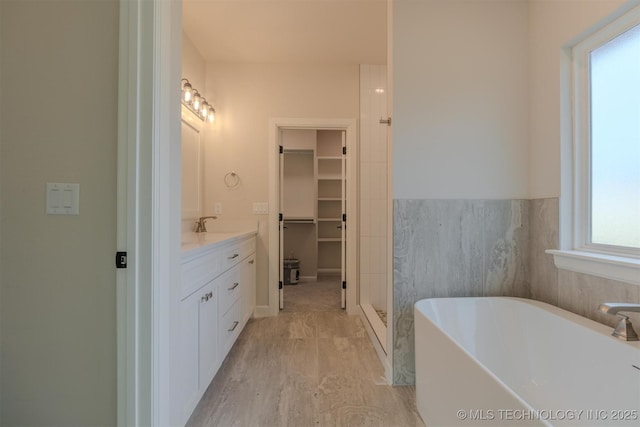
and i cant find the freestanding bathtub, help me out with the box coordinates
[415,297,640,426]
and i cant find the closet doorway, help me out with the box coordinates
[268,119,357,315]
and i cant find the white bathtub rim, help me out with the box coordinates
[414,296,640,426]
[415,296,640,351]
[414,299,550,426]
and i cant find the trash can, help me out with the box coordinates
[283,259,300,285]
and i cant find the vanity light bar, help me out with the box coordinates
[181,78,215,123]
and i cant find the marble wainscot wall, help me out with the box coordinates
[393,199,531,384]
[528,198,640,331]
[395,196,640,385]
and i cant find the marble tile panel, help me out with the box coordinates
[529,198,559,305]
[483,199,530,298]
[557,270,640,328]
[393,199,484,384]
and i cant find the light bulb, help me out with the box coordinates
[192,92,201,111]
[207,106,215,123]
[182,81,193,102]
[201,101,209,117]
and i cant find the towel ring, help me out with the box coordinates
[224,171,240,188]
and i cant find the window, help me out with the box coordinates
[550,6,640,285]
[588,23,640,250]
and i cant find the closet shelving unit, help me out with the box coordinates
[281,129,345,279]
[316,130,344,275]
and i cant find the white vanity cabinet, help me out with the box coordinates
[174,232,256,426]
[241,254,256,324]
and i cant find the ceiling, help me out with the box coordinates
[183,0,387,64]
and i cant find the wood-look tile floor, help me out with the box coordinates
[186,277,424,427]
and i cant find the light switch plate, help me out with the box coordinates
[252,202,268,215]
[46,183,80,215]
[214,202,222,215]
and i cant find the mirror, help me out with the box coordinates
[181,104,204,220]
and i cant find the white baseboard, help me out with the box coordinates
[253,305,272,318]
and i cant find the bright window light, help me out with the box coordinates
[589,24,640,249]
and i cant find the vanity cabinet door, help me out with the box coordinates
[241,254,256,323]
[176,289,201,424]
[198,280,218,390]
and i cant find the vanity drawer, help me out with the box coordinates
[181,249,221,300]
[218,300,242,358]
[220,245,241,272]
[218,267,241,315]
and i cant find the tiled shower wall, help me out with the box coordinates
[393,197,640,384]
[360,65,388,313]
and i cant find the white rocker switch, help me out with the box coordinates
[46,183,80,215]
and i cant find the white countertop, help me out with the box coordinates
[181,228,257,258]
[181,218,258,259]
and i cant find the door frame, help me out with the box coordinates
[116,0,181,425]
[268,118,358,316]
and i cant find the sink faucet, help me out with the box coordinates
[598,303,640,341]
[195,216,217,233]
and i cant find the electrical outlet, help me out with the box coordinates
[252,202,268,215]
[214,203,222,215]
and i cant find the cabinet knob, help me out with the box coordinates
[228,282,240,291]
[248,259,255,264]
[228,253,239,260]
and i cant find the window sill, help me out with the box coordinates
[546,250,640,286]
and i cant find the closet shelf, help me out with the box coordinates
[318,175,342,181]
[317,218,341,222]
[318,197,341,201]
[318,238,341,242]
[316,156,342,160]
[284,217,316,224]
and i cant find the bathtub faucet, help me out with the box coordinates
[195,216,218,233]
[598,303,640,341]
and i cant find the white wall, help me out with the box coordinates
[182,33,207,101]
[0,1,118,425]
[203,62,359,306]
[527,0,625,198]
[393,0,530,200]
